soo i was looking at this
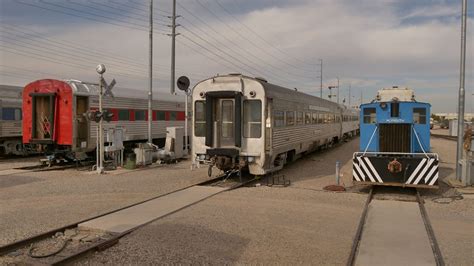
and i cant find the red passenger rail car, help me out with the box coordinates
[22,79,185,158]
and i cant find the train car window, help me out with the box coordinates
[363,108,376,124]
[156,111,166,121]
[194,101,206,137]
[318,113,324,124]
[135,110,146,121]
[296,111,303,125]
[243,100,262,138]
[1,108,21,120]
[169,111,177,121]
[413,108,426,124]
[305,112,311,124]
[312,113,318,124]
[221,100,234,138]
[118,109,130,121]
[286,111,295,126]
[274,110,284,127]
[391,102,400,117]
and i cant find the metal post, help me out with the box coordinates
[349,83,351,107]
[337,78,340,104]
[319,59,323,98]
[184,92,189,155]
[98,74,104,174]
[148,0,153,144]
[335,161,340,185]
[170,0,177,95]
[456,0,468,180]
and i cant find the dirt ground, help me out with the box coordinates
[423,136,474,266]
[79,138,368,265]
[1,136,472,265]
[0,161,209,246]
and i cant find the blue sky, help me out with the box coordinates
[0,0,472,113]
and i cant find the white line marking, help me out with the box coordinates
[414,159,434,185]
[364,157,383,183]
[406,158,427,184]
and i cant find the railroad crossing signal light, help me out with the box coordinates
[102,110,114,122]
[85,111,103,123]
[93,111,103,123]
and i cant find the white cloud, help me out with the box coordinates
[0,0,472,113]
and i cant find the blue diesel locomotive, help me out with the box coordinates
[353,87,439,188]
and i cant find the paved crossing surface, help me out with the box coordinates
[356,200,435,266]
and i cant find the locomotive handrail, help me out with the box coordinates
[354,152,439,160]
[362,125,378,156]
[412,125,429,158]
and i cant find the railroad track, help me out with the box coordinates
[347,186,444,266]
[0,172,257,265]
[431,133,458,141]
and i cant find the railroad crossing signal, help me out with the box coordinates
[100,77,116,98]
[85,110,113,123]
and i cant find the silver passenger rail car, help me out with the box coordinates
[0,85,29,156]
[192,74,359,176]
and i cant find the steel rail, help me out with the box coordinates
[0,173,256,264]
[346,186,374,266]
[430,134,458,141]
[416,190,445,266]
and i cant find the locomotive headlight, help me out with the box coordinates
[199,154,206,160]
[247,156,255,163]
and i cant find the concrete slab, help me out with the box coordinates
[79,186,227,233]
[356,200,436,266]
[0,169,31,176]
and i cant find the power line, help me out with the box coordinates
[177,4,307,86]
[13,0,168,33]
[180,1,313,84]
[227,0,319,67]
[213,0,316,74]
[1,24,208,78]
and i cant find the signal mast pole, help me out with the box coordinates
[170,0,177,95]
[319,59,323,98]
[148,0,153,144]
[456,0,468,181]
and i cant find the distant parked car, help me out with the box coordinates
[440,119,449,129]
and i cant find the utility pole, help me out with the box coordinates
[337,77,340,104]
[456,0,468,181]
[169,0,180,95]
[360,89,363,106]
[348,83,351,107]
[148,0,153,143]
[319,59,323,98]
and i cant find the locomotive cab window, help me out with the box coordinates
[243,100,262,138]
[413,108,426,124]
[194,101,206,137]
[391,102,400,117]
[363,108,376,124]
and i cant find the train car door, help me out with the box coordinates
[216,99,235,147]
[31,94,56,141]
[75,96,89,149]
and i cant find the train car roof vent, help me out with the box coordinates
[255,76,268,83]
